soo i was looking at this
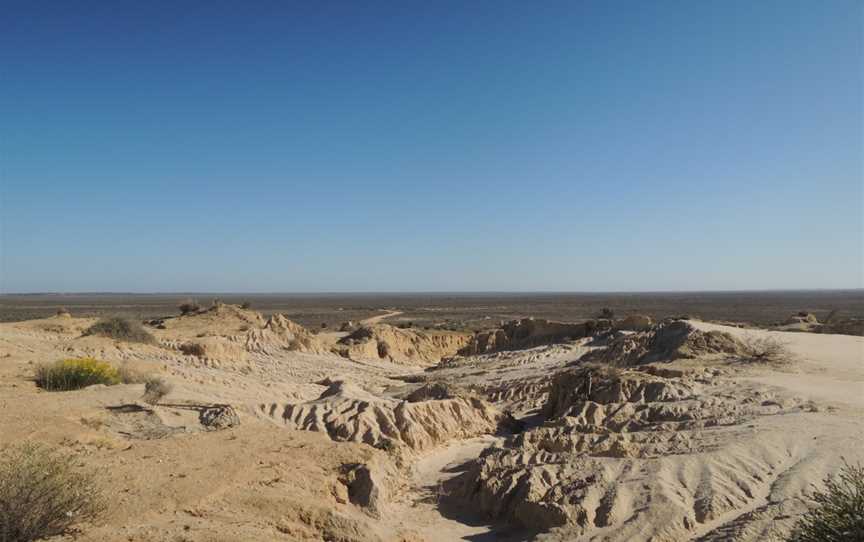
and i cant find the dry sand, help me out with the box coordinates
[0,307,861,541]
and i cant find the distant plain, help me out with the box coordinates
[2,290,861,329]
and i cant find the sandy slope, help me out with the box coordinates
[691,320,864,408]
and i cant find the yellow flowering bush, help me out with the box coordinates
[35,357,120,391]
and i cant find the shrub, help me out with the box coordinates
[179,342,206,357]
[55,307,70,317]
[83,317,156,345]
[178,299,200,315]
[240,300,252,309]
[0,442,105,541]
[116,362,149,384]
[740,334,789,364]
[35,358,120,391]
[142,376,172,405]
[789,461,864,542]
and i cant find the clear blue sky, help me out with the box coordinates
[1,0,861,293]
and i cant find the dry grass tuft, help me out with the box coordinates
[179,342,206,357]
[142,376,173,405]
[0,442,105,541]
[116,362,149,384]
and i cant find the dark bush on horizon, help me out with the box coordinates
[178,300,201,315]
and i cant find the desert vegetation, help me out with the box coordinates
[790,461,864,542]
[178,299,201,315]
[142,376,173,405]
[35,357,121,391]
[740,333,790,364]
[116,362,150,384]
[0,443,105,541]
[36,357,149,391]
[179,341,206,357]
[83,317,156,345]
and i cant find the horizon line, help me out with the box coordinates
[2,288,862,297]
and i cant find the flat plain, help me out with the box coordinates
[2,290,862,328]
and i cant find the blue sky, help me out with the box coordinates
[1,0,861,293]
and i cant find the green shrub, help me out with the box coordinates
[790,461,864,542]
[35,358,121,391]
[0,442,105,541]
[84,317,156,344]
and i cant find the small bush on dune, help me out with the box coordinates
[0,442,105,541]
[84,317,156,345]
[179,342,206,357]
[35,358,120,391]
[789,461,864,542]
[142,376,172,405]
[740,334,789,364]
[116,362,149,384]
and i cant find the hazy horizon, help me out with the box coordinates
[2,1,861,293]
[3,288,862,296]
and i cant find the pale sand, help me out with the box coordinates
[0,310,861,541]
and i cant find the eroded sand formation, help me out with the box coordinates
[335,324,472,365]
[1,305,862,541]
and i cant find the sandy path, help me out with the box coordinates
[393,435,530,541]
[360,309,403,325]
[316,310,404,346]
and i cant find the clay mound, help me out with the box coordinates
[457,318,592,356]
[161,303,265,336]
[231,314,327,355]
[263,314,327,353]
[403,381,471,402]
[784,312,818,325]
[335,324,471,365]
[614,314,653,331]
[170,336,249,363]
[444,365,806,535]
[584,319,743,366]
[257,380,501,452]
[541,365,698,421]
[27,315,93,336]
